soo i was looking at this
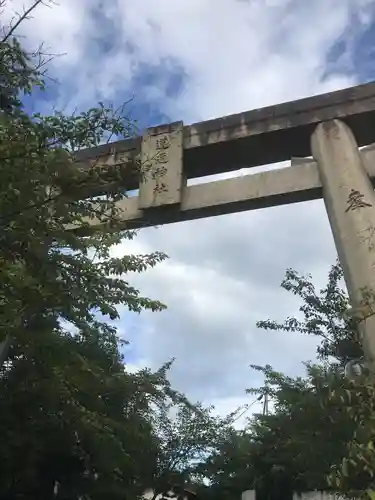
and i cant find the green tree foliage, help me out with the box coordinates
[0,2,172,498]
[0,4,239,498]
[244,364,357,494]
[147,370,238,498]
[203,262,375,500]
[256,262,362,362]
[0,339,165,499]
[0,0,167,356]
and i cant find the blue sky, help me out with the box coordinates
[23,2,375,134]
[325,3,375,81]
[10,0,375,424]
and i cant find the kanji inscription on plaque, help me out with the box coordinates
[139,122,184,209]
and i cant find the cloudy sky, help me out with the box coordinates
[5,0,375,423]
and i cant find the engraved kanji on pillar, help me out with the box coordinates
[311,119,375,365]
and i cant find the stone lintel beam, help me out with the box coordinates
[73,81,375,193]
[68,142,375,232]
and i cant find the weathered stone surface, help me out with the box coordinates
[74,81,375,189]
[69,141,375,231]
[138,121,184,209]
[312,119,375,364]
[65,84,375,371]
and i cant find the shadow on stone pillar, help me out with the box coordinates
[311,119,375,367]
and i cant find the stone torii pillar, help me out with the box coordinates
[312,119,375,366]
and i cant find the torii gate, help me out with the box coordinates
[3,82,375,368]
[72,80,375,368]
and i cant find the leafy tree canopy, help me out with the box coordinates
[0,2,233,499]
[202,263,375,500]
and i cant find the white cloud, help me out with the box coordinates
[5,0,373,420]
[115,201,335,405]
[2,0,86,67]
[112,0,357,119]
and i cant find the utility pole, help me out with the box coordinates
[262,388,269,416]
[0,336,11,368]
